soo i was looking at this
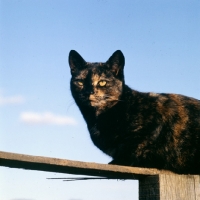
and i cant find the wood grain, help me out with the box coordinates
[139,174,200,200]
[0,151,172,179]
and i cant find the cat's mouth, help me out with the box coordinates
[89,99,104,107]
[89,95,105,107]
[89,95,119,108]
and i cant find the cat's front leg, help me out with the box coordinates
[108,159,118,165]
[108,149,134,166]
[108,159,131,166]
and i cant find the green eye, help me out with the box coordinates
[99,80,107,87]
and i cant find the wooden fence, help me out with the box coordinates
[0,151,199,200]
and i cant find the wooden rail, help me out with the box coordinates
[0,151,200,200]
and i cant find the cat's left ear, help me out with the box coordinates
[106,50,125,77]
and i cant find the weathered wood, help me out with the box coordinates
[1,151,200,200]
[0,151,171,179]
[139,174,200,200]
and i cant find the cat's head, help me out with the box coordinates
[68,50,125,115]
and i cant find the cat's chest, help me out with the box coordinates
[89,122,120,157]
[88,115,127,147]
[89,118,123,138]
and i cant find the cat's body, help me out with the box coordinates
[69,50,200,174]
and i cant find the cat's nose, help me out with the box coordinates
[87,89,94,94]
[89,90,94,94]
[85,90,94,95]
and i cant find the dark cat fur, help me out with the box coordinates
[68,50,200,174]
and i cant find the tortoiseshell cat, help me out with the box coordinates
[68,50,200,174]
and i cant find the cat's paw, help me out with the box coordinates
[108,159,131,166]
[108,160,120,165]
[108,160,116,165]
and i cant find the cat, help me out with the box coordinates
[68,50,200,174]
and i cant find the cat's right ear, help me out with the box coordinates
[68,50,86,74]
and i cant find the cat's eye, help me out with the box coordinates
[77,81,83,86]
[98,80,107,87]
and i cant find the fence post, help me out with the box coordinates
[139,174,200,200]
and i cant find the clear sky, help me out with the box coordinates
[0,1,200,200]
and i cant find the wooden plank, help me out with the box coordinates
[0,151,172,179]
[139,174,200,200]
[1,151,200,200]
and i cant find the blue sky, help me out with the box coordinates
[0,1,200,200]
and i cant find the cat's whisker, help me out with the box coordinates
[102,95,122,101]
[66,99,76,112]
